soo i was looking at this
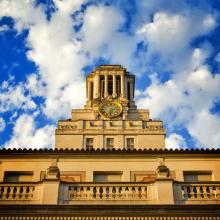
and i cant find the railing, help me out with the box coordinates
[175,182,220,203]
[0,183,38,201]
[59,183,151,204]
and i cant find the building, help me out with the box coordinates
[0,65,220,219]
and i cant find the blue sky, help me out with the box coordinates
[0,0,220,149]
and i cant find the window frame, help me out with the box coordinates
[85,137,94,150]
[106,137,114,150]
[126,137,134,150]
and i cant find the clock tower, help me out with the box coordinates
[55,65,165,149]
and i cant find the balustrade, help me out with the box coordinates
[67,183,148,201]
[0,184,36,200]
[179,183,220,200]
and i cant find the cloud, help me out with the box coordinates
[0,83,36,113]
[136,61,220,146]
[81,5,124,52]
[0,24,9,32]
[188,110,220,147]
[81,4,140,72]
[0,0,45,32]
[166,133,187,149]
[5,114,55,149]
[137,12,216,56]
[53,0,85,15]
[0,117,6,132]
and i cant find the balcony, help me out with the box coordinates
[59,182,152,204]
[0,183,42,204]
[174,182,220,204]
[1,181,220,205]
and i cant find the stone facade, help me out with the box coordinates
[0,65,220,218]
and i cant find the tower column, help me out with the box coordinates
[104,74,108,98]
[120,74,124,98]
[97,75,100,98]
[113,74,116,98]
[94,74,100,99]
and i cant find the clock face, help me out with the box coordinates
[98,101,122,119]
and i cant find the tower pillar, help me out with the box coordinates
[113,74,117,98]
[120,74,124,98]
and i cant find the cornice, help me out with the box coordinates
[0,147,219,156]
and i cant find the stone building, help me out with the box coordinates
[0,65,220,219]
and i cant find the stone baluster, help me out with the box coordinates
[87,186,93,200]
[210,186,215,199]
[8,186,14,200]
[127,186,133,199]
[183,186,189,199]
[121,186,126,199]
[206,186,211,198]
[74,186,78,199]
[14,186,20,200]
[22,186,27,199]
[108,186,113,199]
[102,186,107,199]
[80,186,84,199]
[138,187,143,199]
[215,186,220,199]
[197,186,204,199]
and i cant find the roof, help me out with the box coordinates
[0,147,219,156]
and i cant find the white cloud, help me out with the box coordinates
[0,0,45,32]
[137,12,216,56]
[0,117,6,132]
[0,24,9,32]
[188,110,220,147]
[53,0,85,15]
[25,1,88,119]
[166,133,187,149]
[137,64,220,146]
[0,83,36,112]
[137,74,184,118]
[5,114,55,149]
[82,5,124,52]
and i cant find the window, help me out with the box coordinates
[94,172,122,182]
[108,76,113,95]
[126,138,134,149]
[183,171,212,182]
[4,172,33,182]
[106,138,114,149]
[85,138,93,150]
[60,171,85,182]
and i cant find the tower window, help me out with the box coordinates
[126,138,134,149]
[85,138,94,150]
[106,138,114,150]
[100,76,105,98]
[108,75,113,96]
[91,82,93,100]
[127,82,131,100]
[116,76,121,97]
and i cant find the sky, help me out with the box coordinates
[0,0,220,149]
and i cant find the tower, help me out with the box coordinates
[55,65,165,149]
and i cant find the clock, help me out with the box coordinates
[98,101,122,119]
